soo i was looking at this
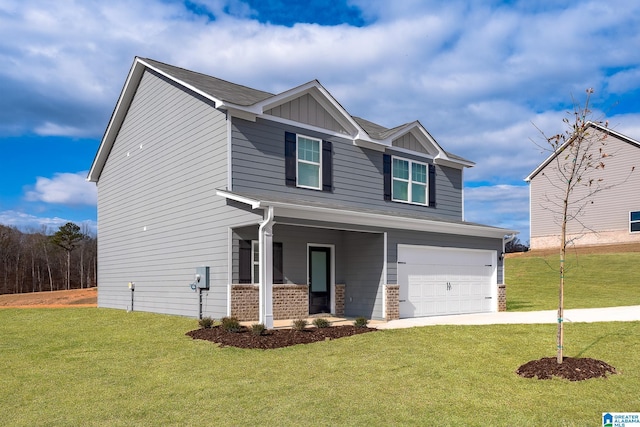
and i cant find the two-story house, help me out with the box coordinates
[526,122,640,250]
[88,57,517,327]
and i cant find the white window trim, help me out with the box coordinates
[296,134,322,190]
[630,211,640,233]
[251,240,259,284]
[392,156,428,206]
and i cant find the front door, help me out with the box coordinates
[309,246,330,314]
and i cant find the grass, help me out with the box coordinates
[1,308,639,426]
[506,251,640,311]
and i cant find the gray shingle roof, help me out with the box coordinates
[141,58,472,164]
[141,58,274,106]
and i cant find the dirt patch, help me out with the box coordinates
[0,288,97,309]
[187,325,378,349]
[516,357,617,381]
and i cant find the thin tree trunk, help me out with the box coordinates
[66,250,70,290]
[43,243,53,291]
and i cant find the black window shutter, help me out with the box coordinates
[428,164,436,207]
[322,140,332,192]
[285,132,297,187]
[239,240,252,284]
[383,154,392,201]
[273,242,284,284]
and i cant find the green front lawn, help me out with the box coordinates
[506,251,640,311]
[2,308,638,426]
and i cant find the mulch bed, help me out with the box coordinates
[186,325,378,349]
[516,357,617,381]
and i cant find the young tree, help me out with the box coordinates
[50,222,86,290]
[534,89,633,363]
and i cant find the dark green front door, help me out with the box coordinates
[309,247,330,314]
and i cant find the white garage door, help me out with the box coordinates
[397,245,497,318]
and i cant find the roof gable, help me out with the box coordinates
[88,57,475,182]
[265,93,349,135]
[525,122,640,182]
[141,58,274,106]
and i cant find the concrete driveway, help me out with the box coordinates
[376,305,640,329]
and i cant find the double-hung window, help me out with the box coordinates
[392,157,428,205]
[297,135,322,189]
[285,131,332,192]
[239,240,284,284]
[631,211,640,233]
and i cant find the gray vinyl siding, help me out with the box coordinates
[265,93,349,135]
[232,223,385,319]
[344,232,384,319]
[530,130,640,240]
[392,132,429,155]
[231,118,462,220]
[97,69,260,318]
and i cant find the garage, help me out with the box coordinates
[397,245,497,318]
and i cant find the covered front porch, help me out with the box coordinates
[230,221,389,326]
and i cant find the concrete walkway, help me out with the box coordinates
[375,305,640,329]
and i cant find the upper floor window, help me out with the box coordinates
[285,131,332,192]
[392,157,428,205]
[631,211,640,233]
[297,135,322,189]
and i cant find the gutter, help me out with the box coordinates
[258,206,275,329]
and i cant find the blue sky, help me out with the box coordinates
[1,0,640,243]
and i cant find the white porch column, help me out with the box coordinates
[258,206,275,329]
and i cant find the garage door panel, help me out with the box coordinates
[398,245,496,318]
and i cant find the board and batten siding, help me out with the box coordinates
[97,70,259,318]
[265,93,349,135]
[231,118,463,221]
[530,130,640,249]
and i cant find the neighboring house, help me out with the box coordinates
[526,122,640,250]
[88,57,517,327]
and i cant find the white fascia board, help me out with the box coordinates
[256,81,360,137]
[88,58,146,182]
[434,155,474,169]
[215,190,517,238]
[225,107,258,122]
[267,201,518,239]
[216,190,261,209]
[137,58,224,108]
[354,138,389,152]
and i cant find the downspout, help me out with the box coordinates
[258,206,275,329]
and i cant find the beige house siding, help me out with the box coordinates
[529,128,640,249]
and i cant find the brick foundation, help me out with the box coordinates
[230,284,309,321]
[335,284,345,317]
[498,284,506,312]
[385,284,400,320]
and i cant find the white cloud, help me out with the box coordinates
[465,184,530,242]
[25,171,96,206]
[1,0,639,236]
[0,210,96,234]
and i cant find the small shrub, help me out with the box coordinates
[221,316,242,333]
[251,323,266,336]
[292,319,308,331]
[354,316,369,328]
[312,318,330,328]
[198,316,215,329]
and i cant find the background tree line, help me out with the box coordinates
[0,222,96,295]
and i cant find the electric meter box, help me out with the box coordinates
[195,266,210,289]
